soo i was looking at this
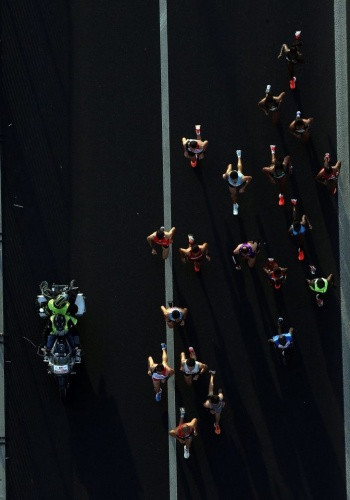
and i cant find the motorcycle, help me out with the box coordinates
[37,281,86,399]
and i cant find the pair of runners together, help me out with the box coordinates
[147,227,210,272]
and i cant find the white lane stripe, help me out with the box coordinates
[159,1,177,499]
[334,1,350,497]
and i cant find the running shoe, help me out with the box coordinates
[180,407,186,418]
[233,203,239,215]
[209,370,216,375]
[194,262,201,272]
[316,294,324,307]
[191,159,197,168]
[270,145,276,154]
[324,153,330,161]
[274,283,282,290]
[296,111,301,119]
[278,317,284,324]
[160,226,165,231]
[195,125,201,135]
[236,149,242,158]
[295,31,301,39]
[309,265,316,275]
[332,187,337,195]
[291,198,297,205]
[184,446,190,459]
[289,77,296,90]
[265,84,271,94]
[278,194,285,206]
[298,248,304,261]
[161,343,167,350]
[214,423,221,435]
[155,388,162,402]
[188,234,195,245]
[188,347,195,354]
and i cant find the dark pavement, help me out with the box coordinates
[3,0,345,499]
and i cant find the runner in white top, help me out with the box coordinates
[222,150,252,215]
[182,124,208,168]
[148,343,174,402]
[161,305,188,329]
[180,347,208,386]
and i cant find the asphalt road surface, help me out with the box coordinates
[3,0,345,499]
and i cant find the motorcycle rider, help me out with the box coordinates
[42,313,81,362]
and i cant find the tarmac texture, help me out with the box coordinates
[3,0,345,499]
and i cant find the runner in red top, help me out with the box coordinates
[315,153,341,196]
[179,234,210,272]
[146,226,176,260]
[169,407,198,459]
[263,258,288,290]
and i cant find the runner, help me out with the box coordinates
[233,241,261,269]
[315,153,341,196]
[222,150,252,215]
[180,346,208,386]
[182,124,208,168]
[288,199,312,261]
[258,85,286,122]
[179,234,211,272]
[268,317,294,366]
[160,305,188,329]
[147,343,174,402]
[169,407,198,459]
[278,30,304,89]
[288,111,314,143]
[146,225,176,260]
[263,258,288,290]
[262,145,292,207]
[203,370,225,435]
[306,273,335,307]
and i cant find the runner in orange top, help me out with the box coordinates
[169,407,198,459]
[146,226,176,260]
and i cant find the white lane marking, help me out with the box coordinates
[159,1,177,499]
[334,1,350,497]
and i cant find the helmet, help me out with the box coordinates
[53,294,68,309]
[53,314,66,332]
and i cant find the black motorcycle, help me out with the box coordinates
[37,281,86,399]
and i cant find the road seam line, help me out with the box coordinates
[159,1,177,499]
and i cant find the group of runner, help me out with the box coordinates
[146,30,339,459]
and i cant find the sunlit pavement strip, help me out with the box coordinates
[334,0,350,497]
[159,1,177,499]
[0,144,5,498]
